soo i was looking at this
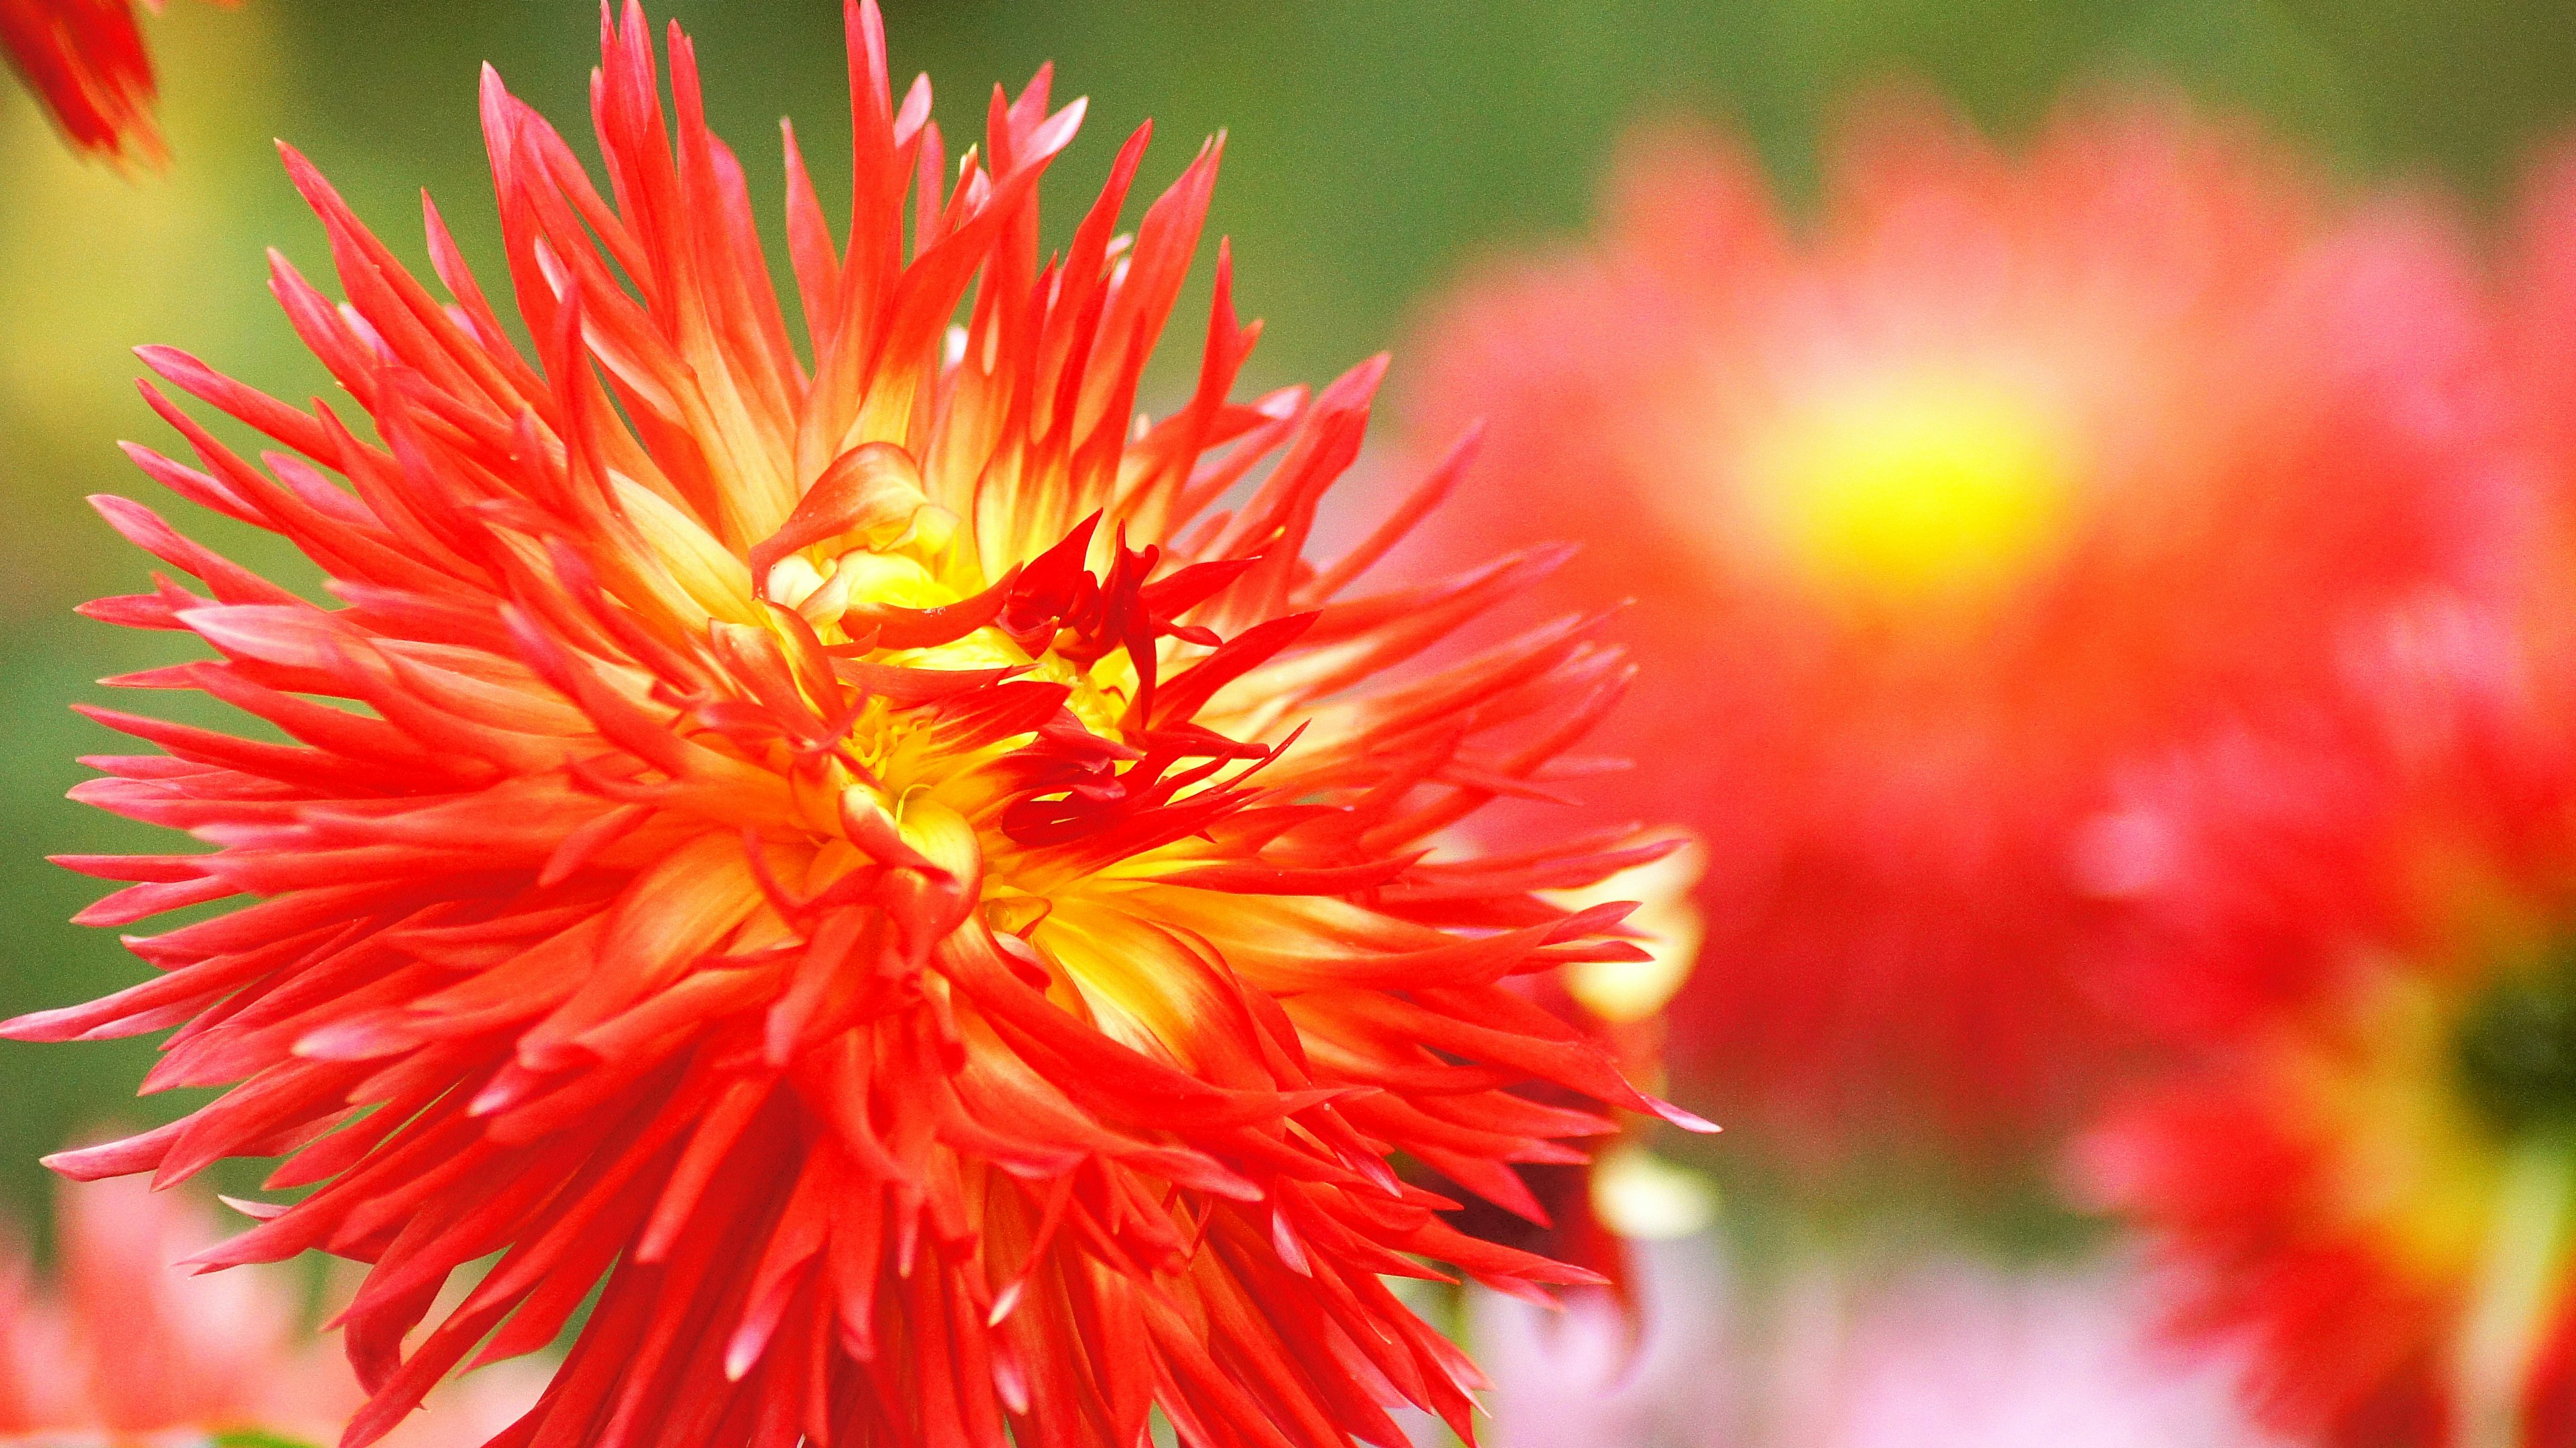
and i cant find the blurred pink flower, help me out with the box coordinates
[1768,1259,2300,1448]
[1464,1242,2294,1448]
[1468,1237,1739,1448]
[0,1172,539,1446]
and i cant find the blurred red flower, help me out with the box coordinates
[1399,94,2526,1159]
[0,1170,535,1445]
[4,3,1703,1445]
[2077,598,2576,1447]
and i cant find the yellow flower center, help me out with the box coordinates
[2288,952,2576,1445]
[1743,372,2076,609]
[2293,971,2506,1286]
[747,474,1199,910]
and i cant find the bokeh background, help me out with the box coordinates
[2,0,2574,1246]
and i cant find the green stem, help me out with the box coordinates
[2453,1134,2576,1448]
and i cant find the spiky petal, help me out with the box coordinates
[1440,831,1713,1293]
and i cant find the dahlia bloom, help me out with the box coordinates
[1398,97,2522,1153]
[2078,607,2576,1447]
[0,0,191,164]
[1466,1242,2286,1448]
[0,1170,536,1446]
[9,5,1701,1445]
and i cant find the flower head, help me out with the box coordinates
[0,1169,533,1446]
[0,0,191,164]
[2077,605,2576,1447]
[8,5,1701,1445]
[1397,95,2523,1155]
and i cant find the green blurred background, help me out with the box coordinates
[1,0,2572,1236]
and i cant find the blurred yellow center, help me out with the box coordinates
[2280,902,2576,1443]
[1748,374,2074,607]
[2293,972,2504,1288]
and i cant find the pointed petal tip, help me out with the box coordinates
[722,1320,769,1382]
[1649,1097,1721,1134]
[40,1135,153,1182]
[215,1193,286,1222]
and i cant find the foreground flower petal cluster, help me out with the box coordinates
[0,0,186,164]
[7,4,1705,1445]
[1398,97,2522,1157]
[0,1170,535,1446]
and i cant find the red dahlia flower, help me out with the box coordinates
[0,0,194,165]
[2078,609,2576,1447]
[1397,96,2523,1156]
[5,5,1705,1446]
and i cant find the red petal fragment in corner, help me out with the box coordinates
[1,0,166,164]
